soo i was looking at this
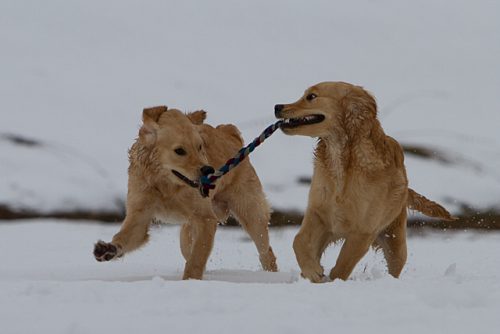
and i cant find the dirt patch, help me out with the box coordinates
[1,204,499,230]
[0,205,124,223]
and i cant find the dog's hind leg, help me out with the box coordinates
[376,209,408,278]
[228,188,278,272]
[329,232,375,281]
[293,211,330,283]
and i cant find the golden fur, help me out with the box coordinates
[94,106,277,279]
[275,82,454,282]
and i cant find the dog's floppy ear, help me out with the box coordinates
[342,88,377,118]
[139,106,167,144]
[340,88,377,133]
[186,110,207,125]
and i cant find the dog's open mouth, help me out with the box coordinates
[280,114,325,129]
[172,170,215,198]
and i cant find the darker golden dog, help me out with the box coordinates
[94,106,277,279]
[275,82,453,282]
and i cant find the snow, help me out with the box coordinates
[0,220,499,333]
[0,135,122,213]
[1,0,500,214]
[1,2,499,333]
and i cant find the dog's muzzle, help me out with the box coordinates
[171,165,216,197]
[172,170,200,188]
[274,104,285,118]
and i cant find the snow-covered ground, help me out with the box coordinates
[1,0,500,215]
[1,2,499,333]
[0,220,499,333]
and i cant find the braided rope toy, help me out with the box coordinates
[198,120,283,197]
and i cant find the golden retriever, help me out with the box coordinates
[274,82,454,282]
[94,106,277,279]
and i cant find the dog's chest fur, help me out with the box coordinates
[314,138,346,194]
[311,136,405,234]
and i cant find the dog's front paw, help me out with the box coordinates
[94,240,120,262]
[260,247,278,272]
[300,264,326,283]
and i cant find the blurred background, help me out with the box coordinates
[1,0,499,229]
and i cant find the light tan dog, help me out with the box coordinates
[275,82,454,282]
[94,106,277,279]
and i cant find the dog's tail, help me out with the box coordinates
[407,188,456,221]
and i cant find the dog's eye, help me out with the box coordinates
[306,93,317,101]
[198,145,202,151]
[174,148,187,156]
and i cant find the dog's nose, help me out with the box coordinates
[200,165,215,176]
[274,104,284,118]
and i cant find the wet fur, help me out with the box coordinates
[276,82,454,282]
[94,106,277,279]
